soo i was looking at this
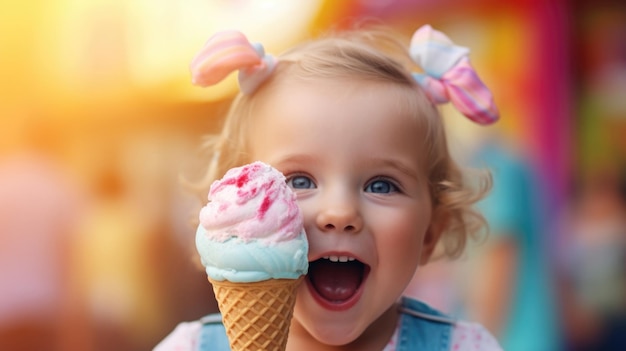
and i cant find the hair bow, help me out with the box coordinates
[410,25,499,125]
[190,30,276,95]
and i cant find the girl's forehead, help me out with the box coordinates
[249,77,428,157]
[248,74,438,173]
[254,76,429,129]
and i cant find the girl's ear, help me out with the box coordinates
[419,210,448,265]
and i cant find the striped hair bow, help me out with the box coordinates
[410,25,499,125]
[190,30,276,95]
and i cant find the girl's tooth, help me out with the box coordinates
[323,255,357,262]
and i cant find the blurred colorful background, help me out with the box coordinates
[1,0,625,350]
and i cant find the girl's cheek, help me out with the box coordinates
[296,198,314,222]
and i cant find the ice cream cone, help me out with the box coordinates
[197,162,308,350]
[209,276,303,351]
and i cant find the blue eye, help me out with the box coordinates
[365,179,398,193]
[287,175,315,189]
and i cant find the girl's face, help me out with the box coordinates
[248,78,438,348]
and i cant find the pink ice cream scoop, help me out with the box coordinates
[196,161,308,282]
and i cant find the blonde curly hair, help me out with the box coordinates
[187,25,490,260]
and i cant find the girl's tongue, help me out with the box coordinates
[309,259,365,301]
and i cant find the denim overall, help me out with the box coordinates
[197,297,455,351]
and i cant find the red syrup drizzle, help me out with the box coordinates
[256,180,276,220]
[236,171,249,187]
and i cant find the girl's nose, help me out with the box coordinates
[315,195,363,233]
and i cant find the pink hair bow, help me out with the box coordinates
[190,30,276,95]
[410,25,499,125]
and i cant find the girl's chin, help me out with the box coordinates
[300,320,364,347]
[293,289,371,346]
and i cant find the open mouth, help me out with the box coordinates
[307,256,370,311]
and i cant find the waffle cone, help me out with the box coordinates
[209,276,303,351]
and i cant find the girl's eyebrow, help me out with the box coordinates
[369,158,419,181]
[268,154,320,167]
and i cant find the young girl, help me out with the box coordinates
[155,24,503,351]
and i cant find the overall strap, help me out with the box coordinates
[197,314,231,351]
[396,297,456,351]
